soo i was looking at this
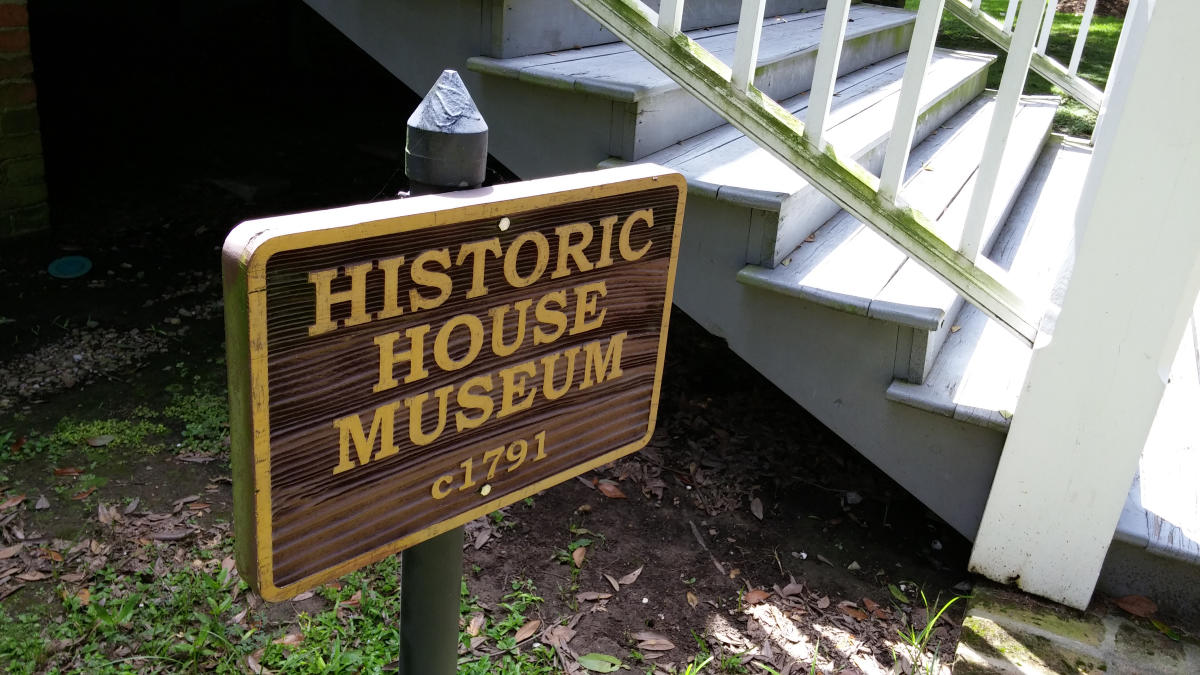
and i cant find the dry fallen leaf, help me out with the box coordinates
[816,595,831,609]
[0,494,26,510]
[513,619,541,643]
[34,495,49,510]
[76,588,91,605]
[862,597,880,613]
[618,565,643,586]
[343,590,362,609]
[686,591,699,608]
[292,591,314,602]
[1116,595,1158,618]
[950,325,962,333]
[247,648,266,674]
[17,570,50,582]
[71,488,96,501]
[86,435,115,447]
[0,544,21,559]
[596,481,626,499]
[577,591,612,602]
[273,633,304,647]
[634,631,675,651]
[53,467,81,476]
[467,614,484,637]
[572,546,587,568]
[604,573,621,592]
[779,582,804,597]
[750,497,764,520]
[744,589,770,605]
[840,605,868,621]
[544,624,576,648]
[39,548,63,562]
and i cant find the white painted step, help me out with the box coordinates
[738,93,1057,354]
[468,5,916,168]
[884,137,1091,428]
[613,49,994,267]
[488,0,826,58]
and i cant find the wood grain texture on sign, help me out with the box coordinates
[223,164,685,600]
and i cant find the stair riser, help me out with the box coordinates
[631,21,915,161]
[755,67,988,266]
[636,23,916,161]
[672,192,1005,539]
[474,76,636,179]
[904,120,1053,383]
[487,0,828,59]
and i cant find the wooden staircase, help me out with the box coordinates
[299,0,1200,617]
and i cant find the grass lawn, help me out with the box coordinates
[904,0,1125,135]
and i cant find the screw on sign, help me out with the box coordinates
[222,71,685,673]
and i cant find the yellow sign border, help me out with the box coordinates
[223,164,686,601]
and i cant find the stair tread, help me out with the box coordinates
[869,97,1058,328]
[468,5,914,102]
[885,138,1093,429]
[739,93,1057,327]
[629,49,994,208]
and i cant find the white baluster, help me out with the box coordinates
[972,0,983,10]
[1003,0,1019,32]
[731,0,767,91]
[878,0,947,202]
[1036,0,1058,55]
[1068,0,1097,76]
[960,0,1047,260]
[658,0,685,34]
[805,0,853,151]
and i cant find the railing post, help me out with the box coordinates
[877,0,946,202]
[959,0,1046,260]
[1003,0,1018,33]
[969,0,1200,610]
[731,0,767,91]
[397,69,483,674]
[1036,0,1058,55]
[804,0,853,151]
[1068,0,1098,76]
[658,0,685,35]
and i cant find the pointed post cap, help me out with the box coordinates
[405,70,489,192]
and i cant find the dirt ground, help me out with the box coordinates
[1,233,973,675]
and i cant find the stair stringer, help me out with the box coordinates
[675,192,1003,539]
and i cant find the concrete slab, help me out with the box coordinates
[954,585,1200,674]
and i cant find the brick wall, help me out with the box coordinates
[0,0,48,239]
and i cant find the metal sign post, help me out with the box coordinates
[396,70,488,675]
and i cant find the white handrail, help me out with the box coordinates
[878,0,947,201]
[805,0,853,151]
[1036,0,1058,55]
[960,0,1047,260]
[658,0,685,34]
[1068,0,1098,75]
[731,0,767,91]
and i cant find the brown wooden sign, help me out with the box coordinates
[222,164,685,600]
